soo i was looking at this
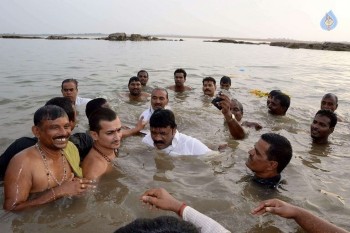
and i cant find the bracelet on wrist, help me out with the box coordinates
[177,203,187,217]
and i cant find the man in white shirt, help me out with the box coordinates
[142,109,211,156]
[139,87,169,123]
[61,79,91,106]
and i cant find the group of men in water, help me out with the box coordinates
[0,71,347,233]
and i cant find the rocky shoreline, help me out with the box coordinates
[2,33,349,51]
[0,33,172,41]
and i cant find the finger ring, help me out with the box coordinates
[80,179,83,184]
[81,184,85,189]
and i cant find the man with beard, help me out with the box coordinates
[142,109,211,156]
[246,133,292,188]
[3,105,94,211]
[202,77,217,97]
[310,109,337,144]
[82,108,122,180]
[127,76,150,102]
[168,69,192,92]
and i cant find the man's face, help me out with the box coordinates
[311,114,333,140]
[268,97,285,115]
[128,81,142,96]
[202,81,216,97]
[92,117,122,150]
[321,96,337,112]
[61,82,78,103]
[174,73,186,87]
[150,126,176,150]
[230,101,243,122]
[151,90,168,110]
[138,72,149,86]
[220,82,231,90]
[33,117,71,150]
[246,139,272,174]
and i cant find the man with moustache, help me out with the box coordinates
[310,109,337,144]
[127,76,150,102]
[82,108,122,180]
[267,93,290,116]
[142,109,211,156]
[137,70,149,87]
[3,105,94,211]
[245,133,292,188]
[140,87,169,123]
[320,93,343,122]
[168,69,192,92]
[61,79,91,106]
[202,77,217,97]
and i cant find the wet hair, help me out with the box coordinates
[85,98,108,118]
[322,93,338,104]
[150,109,177,129]
[274,93,290,113]
[232,99,243,114]
[89,108,117,132]
[174,68,187,79]
[34,105,68,126]
[152,87,169,99]
[220,76,231,85]
[45,97,75,123]
[315,109,337,128]
[61,78,78,89]
[202,77,216,85]
[268,90,282,97]
[128,76,141,85]
[114,216,199,233]
[261,133,292,174]
[137,70,148,78]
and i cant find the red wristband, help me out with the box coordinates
[177,203,186,217]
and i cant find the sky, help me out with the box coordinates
[1,0,350,42]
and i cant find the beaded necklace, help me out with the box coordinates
[93,144,118,168]
[36,143,67,189]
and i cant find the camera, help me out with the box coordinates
[211,92,223,110]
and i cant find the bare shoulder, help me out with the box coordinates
[185,86,192,90]
[142,92,151,97]
[168,85,175,90]
[82,151,107,180]
[9,146,39,167]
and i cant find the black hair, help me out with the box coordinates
[231,99,243,114]
[202,77,216,85]
[128,76,141,85]
[34,105,68,126]
[261,133,292,174]
[61,78,78,89]
[174,68,187,78]
[150,109,177,129]
[274,93,290,113]
[85,98,108,118]
[315,109,337,128]
[45,97,75,123]
[137,70,149,78]
[268,90,282,97]
[89,108,117,132]
[220,76,231,85]
[115,216,199,233]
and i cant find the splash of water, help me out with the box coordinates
[10,166,23,210]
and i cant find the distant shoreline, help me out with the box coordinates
[1,33,349,52]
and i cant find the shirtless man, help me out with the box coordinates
[320,93,343,122]
[82,108,122,181]
[311,109,337,144]
[168,69,192,92]
[137,70,149,87]
[3,105,93,211]
[202,77,217,97]
[127,76,150,102]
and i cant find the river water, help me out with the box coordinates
[0,38,349,232]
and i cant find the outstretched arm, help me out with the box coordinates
[140,188,230,233]
[121,116,146,138]
[252,199,349,233]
